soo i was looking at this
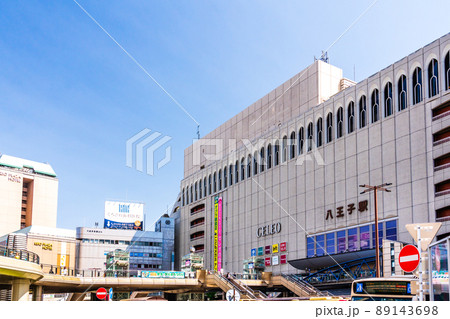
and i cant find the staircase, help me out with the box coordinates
[280,274,329,297]
[211,273,258,300]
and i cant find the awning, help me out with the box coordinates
[288,249,376,270]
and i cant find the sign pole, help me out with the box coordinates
[417,226,423,302]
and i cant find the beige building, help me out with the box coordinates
[0,155,58,237]
[176,33,450,276]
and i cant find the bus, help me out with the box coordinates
[351,277,418,301]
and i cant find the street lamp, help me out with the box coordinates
[359,183,392,278]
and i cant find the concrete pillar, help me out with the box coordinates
[32,285,43,301]
[11,278,31,301]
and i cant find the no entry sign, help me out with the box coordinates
[96,287,108,300]
[399,245,420,273]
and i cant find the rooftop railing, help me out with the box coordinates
[0,246,40,264]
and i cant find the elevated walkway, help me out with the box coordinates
[272,274,329,297]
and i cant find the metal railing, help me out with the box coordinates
[0,246,40,264]
[282,274,329,296]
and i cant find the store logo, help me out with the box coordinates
[256,222,282,238]
[126,128,172,176]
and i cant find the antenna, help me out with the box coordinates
[314,51,329,64]
[197,125,200,139]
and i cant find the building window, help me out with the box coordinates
[326,233,335,255]
[428,58,439,98]
[229,165,233,186]
[274,141,280,166]
[298,127,304,155]
[223,166,227,188]
[190,185,193,204]
[337,230,346,253]
[235,160,239,183]
[267,144,272,169]
[336,107,343,138]
[260,147,265,172]
[385,220,397,241]
[182,188,185,206]
[348,228,357,252]
[372,223,383,248]
[360,225,370,250]
[359,95,367,128]
[412,67,423,104]
[371,89,379,123]
[208,175,212,195]
[199,180,202,198]
[347,101,355,133]
[326,112,333,143]
[398,74,407,110]
[194,182,198,201]
[316,234,325,256]
[253,152,258,175]
[218,170,222,191]
[282,136,288,163]
[203,177,207,197]
[307,122,313,151]
[446,52,450,91]
[384,82,393,117]
[307,237,314,258]
[316,117,323,147]
[247,155,252,178]
[240,158,245,181]
[289,131,296,159]
[213,172,217,193]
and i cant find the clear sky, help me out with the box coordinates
[0,0,449,230]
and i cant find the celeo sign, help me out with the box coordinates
[256,223,281,238]
[104,201,144,230]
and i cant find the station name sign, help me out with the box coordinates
[256,222,281,238]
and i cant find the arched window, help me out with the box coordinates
[298,127,304,155]
[208,175,212,195]
[359,96,367,128]
[428,59,439,98]
[203,177,207,196]
[371,89,379,123]
[307,122,313,151]
[224,166,227,188]
[282,136,288,162]
[316,118,323,147]
[194,182,198,201]
[213,172,217,193]
[336,107,343,138]
[253,151,258,175]
[241,157,245,181]
[267,144,272,169]
[235,160,239,183]
[289,131,296,159]
[384,82,393,117]
[446,52,450,90]
[199,180,202,199]
[247,155,252,178]
[347,101,355,133]
[229,165,233,186]
[218,170,222,191]
[326,112,333,143]
[182,188,185,206]
[412,67,422,104]
[274,141,280,166]
[260,147,265,172]
[190,185,193,204]
[398,74,407,110]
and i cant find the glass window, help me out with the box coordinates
[99,239,104,244]
[359,95,367,128]
[253,152,258,175]
[336,107,343,138]
[347,101,355,133]
[412,67,423,104]
[199,180,202,198]
[290,131,296,159]
[326,233,335,255]
[326,112,333,143]
[316,118,323,147]
[316,234,325,256]
[274,141,280,166]
[371,89,379,123]
[348,228,358,252]
[267,144,272,169]
[241,158,245,181]
[94,239,98,244]
[398,74,407,110]
[235,161,239,183]
[194,181,198,201]
[372,223,383,248]
[213,172,217,193]
[307,123,313,151]
[247,155,251,178]
[260,147,265,172]
[445,52,450,91]
[218,170,222,191]
[282,136,288,162]
[298,127,304,155]
[229,166,233,186]
[224,166,227,188]
[204,177,207,196]
[337,230,346,253]
[385,220,397,241]
[428,59,439,98]
[359,225,370,250]
[384,82,393,117]
[307,237,315,258]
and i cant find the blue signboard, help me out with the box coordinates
[356,283,363,293]
[407,283,411,294]
[251,248,256,257]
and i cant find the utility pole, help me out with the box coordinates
[359,183,392,278]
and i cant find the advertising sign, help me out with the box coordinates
[280,242,287,252]
[258,247,264,256]
[280,254,287,264]
[272,244,279,253]
[214,196,223,271]
[265,245,271,254]
[251,248,256,257]
[141,271,185,279]
[272,255,279,265]
[265,257,271,266]
[104,201,144,230]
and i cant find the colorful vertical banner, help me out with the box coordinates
[214,196,223,271]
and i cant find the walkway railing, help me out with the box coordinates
[0,246,40,264]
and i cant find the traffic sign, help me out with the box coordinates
[405,223,441,251]
[399,245,420,273]
[109,288,113,301]
[96,287,108,300]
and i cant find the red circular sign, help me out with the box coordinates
[96,287,108,300]
[399,245,420,273]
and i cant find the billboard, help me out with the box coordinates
[104,201,144,230]
[214,196,223,271]
[141,271,185,279]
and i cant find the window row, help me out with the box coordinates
[80,238,163,247]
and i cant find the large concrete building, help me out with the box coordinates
[0,155,58,237]
[176,33,450,276]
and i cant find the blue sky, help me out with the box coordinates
[0,0,449,230]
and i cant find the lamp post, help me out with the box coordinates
[359,183,392,278]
